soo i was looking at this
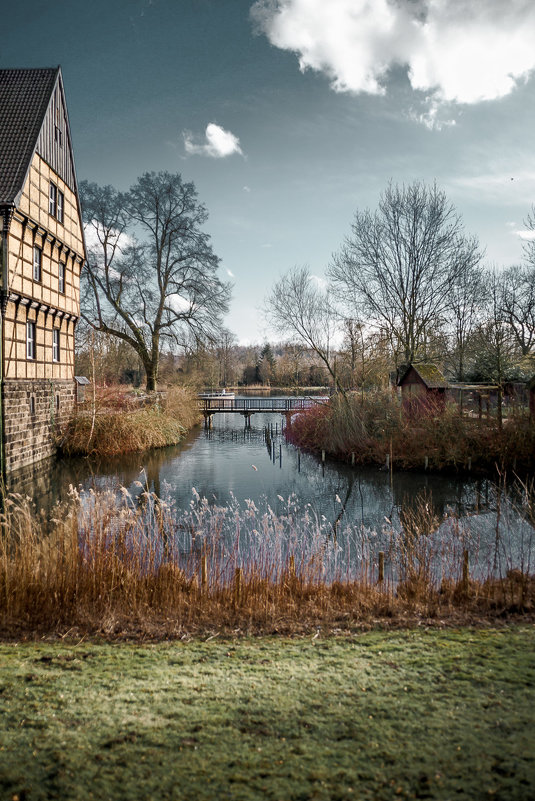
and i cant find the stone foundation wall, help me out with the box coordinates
[3,379,75,473]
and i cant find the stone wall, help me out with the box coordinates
[3,378,75,473]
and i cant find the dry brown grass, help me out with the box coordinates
[1,483,533,639]
[286,391,535,474]
[59,386,201,457]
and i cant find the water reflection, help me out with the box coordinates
[10,406,495,536]
[7,400,533,580]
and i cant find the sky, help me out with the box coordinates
[3,0,535,345]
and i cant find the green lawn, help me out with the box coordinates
[0,627,534,800]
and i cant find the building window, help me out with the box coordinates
[49,183,64,222]
[49,182,57,216]
[26,321,36,360]
[53,328,60,362]
[57,189,64,223]
[30,395,36,415]
[59,262,66,294]
[33,245,42,282]
[56,395,60,414]
[55,125,63,147]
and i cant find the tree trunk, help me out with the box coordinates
[145,361,158,392]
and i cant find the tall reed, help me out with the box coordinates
[0,481,533,637]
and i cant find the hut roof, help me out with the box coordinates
[397,363,449,389]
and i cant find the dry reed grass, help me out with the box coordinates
[1,479,533,639]
[60,386,200,457]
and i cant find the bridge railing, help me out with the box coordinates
[197,396,329,413]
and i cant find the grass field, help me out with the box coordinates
[1,626,534,800]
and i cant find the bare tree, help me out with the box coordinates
[499,264,535,356]
[445,264,487,380]
[265,266,344,393]
[276,341,306,389]
[470,269,520,428]
[522,205,535,267]
[216,328,238,387]
[339,318,392,389]
[80,172,231,391]
[329,181,482,366]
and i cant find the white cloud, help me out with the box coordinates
[449,170,535,203]
[309,273,327,290]
[514,229,535,241]
[84,221,133,255]
[408,98,456,131]
[251,0,535,116]
[243,185,251,192]
[226,268,235,277]
[183,123,243,158]
[167,294,192,314]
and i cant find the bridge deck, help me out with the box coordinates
[198,396,329,414]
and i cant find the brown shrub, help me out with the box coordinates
[60,386,201,457]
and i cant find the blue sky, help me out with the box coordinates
[3,0,535,343]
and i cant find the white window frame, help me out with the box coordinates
[33,246,42,282]
[53,328,60,363]
[49,182,57,216]
[26,321,36,360]
[57,189,64,223]
[59,261,66,294]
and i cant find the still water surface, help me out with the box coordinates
[18,397,534,577]
[32,400,492,525]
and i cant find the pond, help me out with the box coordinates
[10,396,535,580]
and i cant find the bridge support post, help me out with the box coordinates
[203,413,213,430]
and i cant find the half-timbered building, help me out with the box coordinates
[0,67,85,476]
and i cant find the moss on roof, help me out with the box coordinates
[398,363,448,389]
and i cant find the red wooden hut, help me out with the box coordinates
[397,363,448,416]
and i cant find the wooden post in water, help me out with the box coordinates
[378,551,385,583]
[234,567,242,605]
[424,455,429,470]
[298,452,301,472]
[351,452,355,466]
[321,450,325,463]
[279,444,282,467]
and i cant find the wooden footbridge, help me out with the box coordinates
[198,395,329,428]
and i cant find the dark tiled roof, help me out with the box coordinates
[398,363,449,389]
[0,67,59,204]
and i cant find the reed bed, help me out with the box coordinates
[285,391,535,474]
[60,386,200,457]
[1,478,533,638]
